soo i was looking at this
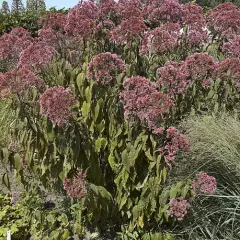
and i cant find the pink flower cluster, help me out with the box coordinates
[63,172,87,199]
[88,52,126,84]
[160,127,189,164]
[0,27,33,67]
[110,16,146,45]
[157,53,215,96]
[207,3,240,39]
[140,23,181,55]
[38,12,66,32]
[214,57,240,79]
[110,0,146,45]
[0,68,43,97]
[65,0,99,38]
[192,172,217,195]
[181,3,208,46]
[120,76,173,129]
[183,53,216,80]
[157,61,188,95]
[98,0,117,20]
[18,42,55,70]
[223,36,240,57]
[38,13,67,48]
[149,0,182,24]
[40,86,76,127]
[167,197,191,221]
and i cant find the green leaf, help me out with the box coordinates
[2,173,10,190]
[14,153,21,171]
[81,101,90,117]
[181,184,190,198]
[162,167,167,183]
[85,86,92,102]
[94,102,100,121]
[77,73,84,91]
[49,230,60,240]
[2,148,9,164]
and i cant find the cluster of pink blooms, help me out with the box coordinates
[0,68,43,97]
[109,0,147,45]
[207,3,240,39]
[65,0,99,38]
[18,42,55,70]
[98,0,117,20]
[38,13,67,48]
[63,172,87,199]
[148,0,182,24]
[192,172,217,195]
[0,27,33,67]
[110,17,146,45]
[183,53,216,80]
[182,3,208,46]
[40,86,76,127]
[223,36,240,57]
[214,57,240,80]
[38,12,66,32]
[88,52,126,84]
[157,53,215,96]
[160,127,189,164]
[140,23,181,55]
[167,197,191,221]
[157,61,188,95]
[120,76,173,130]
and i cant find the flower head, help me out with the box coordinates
[65,0,99,38]
[149,0,182,24]
[0,68,43,97]
[192,172,217,195]
[214,57,240,79]
[161,127,189,164]
[40,86,76,127]
[140,23,181,55]
[110,16,147,45]
[223,36,240,57]
[88,52,126,84]
[63,172,87,199]
[0,27,33,68]
[182,53,216,80]
[120,76,173,129]
[157,61,188,95]
[167,197,191,221]
[207,3,240,39]
[18,42,55,70]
